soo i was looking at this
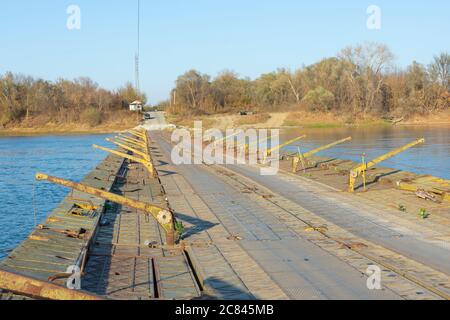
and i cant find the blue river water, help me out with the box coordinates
[282,125,450,180]
[0,134,114,260]
[0,126,449,260]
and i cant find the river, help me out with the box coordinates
[0,134,114,260]
[281,125,450,179]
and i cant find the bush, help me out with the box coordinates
[302,87,335,112]
[81,108,102,127]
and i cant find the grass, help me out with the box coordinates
[282,112,392,128]
[284,120,341,128]
[235,113,271,126]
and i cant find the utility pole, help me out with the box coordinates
[135,0,140,93]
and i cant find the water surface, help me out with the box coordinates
[0,134,114,260]
[281,125,450,179]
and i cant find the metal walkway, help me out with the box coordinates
[226,163,450,276]
[150,132,444,300]
[81,158,200,300]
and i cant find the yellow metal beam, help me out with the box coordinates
[132,129,150,145]
[239,134,271,148]
[35,173,176,245]
[120,132,146,143]
[213,131,240,146]
[117,134,147,148]
[93,144,154,176]
[304,137,352,158]
[126,129,146,140]
[348,138,425,192]
[128,128,146,135]
[267,135,306,157]
[292,137,352,173]
[396,181,450,202]
[111,138,147,153]
[113,137,147,151]
[106,138,150,161]
[240,136,274,155]
[0,269,104,300]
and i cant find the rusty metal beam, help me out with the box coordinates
[292,137,352,173]
[113,137,147,151]
[267,135,307,157]
[93,144,154,176]
[35,173,176,245]
[349,138,425,192]
[118,134,147,147]
[126,129,146,140]
[106,138,150,161]
[0,269,104,300]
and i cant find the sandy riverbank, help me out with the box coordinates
[168,110,450,130]
[0,118,139,137]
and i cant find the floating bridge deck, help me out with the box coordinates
[0,154,124,282]
[0,151,200,300]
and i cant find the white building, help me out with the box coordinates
[129,100,143,112]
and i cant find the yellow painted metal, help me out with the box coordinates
[348,138,425,192]
[304,137,352,158]
[126,129,146,140]
[396,182,423,193]
[106,138,150,161]
[292,137,352,173]
[245,135,276,155]
[267,135,306,157]
[0,269,104,300]
[119,133,146,144]
[114,137,147,151]
[35,173,176,245]
[239,135,272,153]
[397,181,450,202]
[213,131,240,146]
[361,154,367,191]
[93,144,154,176]
[117,134,147,148]
[128,128,146,136]
[120,131,146,141]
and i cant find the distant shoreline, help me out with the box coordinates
[168,110,450,130]
[0,125,135,138]
[1,111,449,137]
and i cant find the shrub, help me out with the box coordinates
[81,108,102,127]
[302,87,335,112]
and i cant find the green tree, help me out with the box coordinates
[302,86,335,111]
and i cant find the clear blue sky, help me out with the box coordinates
[1,0,449,104]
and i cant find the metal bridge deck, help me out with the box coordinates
[149,131,450,300]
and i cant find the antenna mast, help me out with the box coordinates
[135,0,140,92]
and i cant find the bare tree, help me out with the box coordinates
[429,52,450,90]
[339,43,395,115]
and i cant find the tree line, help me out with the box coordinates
[0,74,146,128]
[166,43,449,120]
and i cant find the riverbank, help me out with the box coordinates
[0,113,139,137]
[0,125,131,137]
[168,110,450,130]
